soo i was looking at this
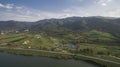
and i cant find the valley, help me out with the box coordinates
[0,17,120,67]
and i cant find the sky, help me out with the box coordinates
[0,0,120,21]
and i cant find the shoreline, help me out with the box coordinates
[0,47,120,67]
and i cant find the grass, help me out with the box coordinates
[97,55,120,63]
[0,35,26,44]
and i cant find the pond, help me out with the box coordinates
[0,53,99,67]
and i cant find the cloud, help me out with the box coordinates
[0,3,77,21]
[0,3,14,9]
[95,0,112,6]
[0,6,71,21]
[102,9,120,17]
[101,3,107,6]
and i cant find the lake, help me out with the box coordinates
[0,52,99,67]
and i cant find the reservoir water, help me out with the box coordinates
[0,52,99,67]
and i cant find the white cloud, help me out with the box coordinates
[0,3,14,9]
[95,0,113,6]
[102,9,120,17]
[62,6,94,17]
[16,6,23,9]
[101,3,107,6]
[0,6,72,21]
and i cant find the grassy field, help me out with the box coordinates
[0,33,59,49]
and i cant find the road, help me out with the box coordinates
[0,47,120,65]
